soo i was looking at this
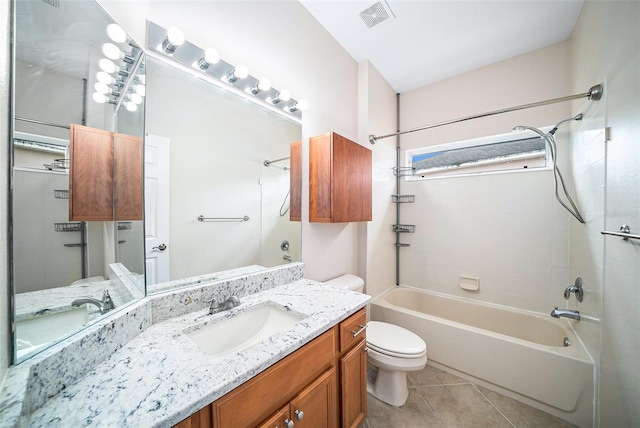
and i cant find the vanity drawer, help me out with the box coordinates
[213,326,338,428]
[339,308,367,353]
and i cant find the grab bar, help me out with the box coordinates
[197,215,250,222]
[601,225,640,241]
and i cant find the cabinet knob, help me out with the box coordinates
[294,410,304,421]
[284,418,295,428]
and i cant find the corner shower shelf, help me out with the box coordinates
[393,166,415,177]
[391,194,415,203]
[54,190,69,199]
[393,224,415,233]
[55,222,83,232]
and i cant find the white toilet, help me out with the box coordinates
[324,275,427,407]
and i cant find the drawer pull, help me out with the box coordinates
[295,409,304,421]
[350,324,367,338]
[284,418,294,428]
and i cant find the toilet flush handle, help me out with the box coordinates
[351,324,368,338]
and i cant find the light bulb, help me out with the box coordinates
[130,93,143,105]
[107,23,127,43]
[293,99,308,112]
[271,89,291,104]
[102,43,121,60]
[258,78,271,91]
[92,92,107,104]
[160,26,184,53]
[134,84,146,96]
[99,58,117,74]
[125,101,137,112]
[96,71,114,85]
[94,82,110,94]
[227,64,248,84]
[250,78,271,95]
[196,48,220,70]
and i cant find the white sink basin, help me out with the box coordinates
[186,304,305,359]
[16,307,89,357]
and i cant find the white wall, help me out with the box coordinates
[358,61,397,298]
[571,2,640,426]
[396,42,574,314]
[97,0,360,283]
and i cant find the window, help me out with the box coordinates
[406,131,549,179]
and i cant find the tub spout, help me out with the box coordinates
[551,307,580,321]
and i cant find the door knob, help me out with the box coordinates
[152,244,167,251]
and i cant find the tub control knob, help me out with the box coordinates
[295,410,304,421]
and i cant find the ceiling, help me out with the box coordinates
[300,0,584,93]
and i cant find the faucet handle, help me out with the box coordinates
[205,297,220,314]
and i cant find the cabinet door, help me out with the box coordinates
[113,132,143,220]
[340,340,367,428]
[331,134,372,223]
[290,366,338,428]
[309,133,332,222]
[69,124,114,221]
[257,404,291,428]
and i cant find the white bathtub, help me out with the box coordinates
[369,286,594,427]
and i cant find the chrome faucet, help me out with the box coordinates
[207,295,241,315]
[551,307,580,321]
[71,290,115,315]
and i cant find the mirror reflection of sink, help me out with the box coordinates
[16,307,89,357]
[185,304,305,359]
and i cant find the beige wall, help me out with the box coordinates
[571,2,640,426]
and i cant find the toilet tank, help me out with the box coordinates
[324,274,365,293]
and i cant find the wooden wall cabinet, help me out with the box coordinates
[309,132,372,223]
[175,309,367,428]
[69,124,143,221]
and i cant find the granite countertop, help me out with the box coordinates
[26,279,369,427]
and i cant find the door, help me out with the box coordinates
[144,134,170,285]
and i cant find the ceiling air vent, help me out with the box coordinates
[359,0,396,29]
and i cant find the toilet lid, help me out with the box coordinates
[367,321,426,356]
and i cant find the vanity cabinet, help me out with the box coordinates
[68,124,143,221]
[338,309,368,428]
[174,309,367,428]
[309,132,372,223]
[259,367,338,428]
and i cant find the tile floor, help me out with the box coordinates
[364,365,577,428]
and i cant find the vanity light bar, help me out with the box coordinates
[146,21,305,122]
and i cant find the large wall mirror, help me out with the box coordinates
[144,55,302,292]
[11,0,145,362]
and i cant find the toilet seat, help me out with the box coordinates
[367,321,427,358]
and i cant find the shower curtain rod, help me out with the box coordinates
[368,84,603,144]
[15,117,70,130]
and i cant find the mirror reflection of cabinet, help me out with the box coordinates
[290,141,302,222]
[309,132,372,223]
[69,124,143,221]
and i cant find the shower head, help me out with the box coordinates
[512,125,547,138]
